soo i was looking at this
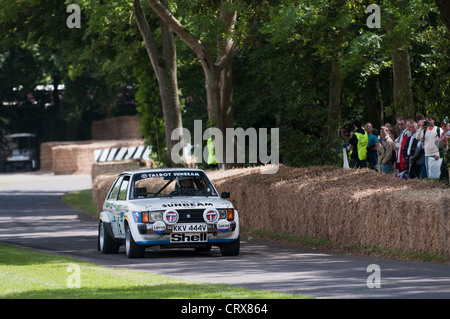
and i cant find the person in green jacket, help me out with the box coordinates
[348,119,369,168]
[207,136,218,170]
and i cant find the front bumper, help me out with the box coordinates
[134,221,239,246]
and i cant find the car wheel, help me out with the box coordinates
[125,226,145,258]
[98,222,119,254]
[220,236,240,256]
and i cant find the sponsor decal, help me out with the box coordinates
[162,202,213,208]
[163,210,179,225]
[139,171,200,179]
[203,209,219,224]
[170,233,207,243]
[153,221,166,235]
[217,219,231,232]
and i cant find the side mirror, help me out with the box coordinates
[221,191,230,199]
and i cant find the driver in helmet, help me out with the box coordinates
[177,176,195,192]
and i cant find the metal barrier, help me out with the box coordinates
[94,145,152,162]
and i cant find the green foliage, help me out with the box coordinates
[134,63,165,149]
[412,25,450,119]
[0,0,449,168]
[0,0,144,144]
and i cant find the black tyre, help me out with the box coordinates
[220,236,240,256]
[125,225,145,258]
[98,222,120,254]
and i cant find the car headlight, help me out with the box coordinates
[218,209,234,221]
[140,211,163,223]
[150,211,163,222]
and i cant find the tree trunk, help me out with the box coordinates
[391,41,414,118]
[218,6,236,132]
[220,61,235,167]
[158,70,183,164]
[376,77,384,125]
[217,6,237,167]
[435,0,450,31]
[52,75,61,140]
[134,0,183,166]
[203,62,224,131]
[146,0,238,167]
[327,58,343,143]
[220,62,234,130]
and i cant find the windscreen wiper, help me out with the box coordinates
[154,178,174,196]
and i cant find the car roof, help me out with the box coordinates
[5,133,36,138]
[121,167,206,175]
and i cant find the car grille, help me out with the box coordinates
[177,209,205,223]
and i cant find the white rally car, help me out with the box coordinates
[98,168,240,258]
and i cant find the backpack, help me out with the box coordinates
[423,127,441,139]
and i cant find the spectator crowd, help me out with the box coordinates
[341,115,450,182]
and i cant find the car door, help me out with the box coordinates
[115,175,131,237]
[105,175,130,238]
[104,176,123,238]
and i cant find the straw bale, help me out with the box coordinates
[210,164,450,257]
[50,139,144,175]
[91,159,144,182]
[92,174,117,213]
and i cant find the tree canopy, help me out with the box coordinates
[0,0,449,168]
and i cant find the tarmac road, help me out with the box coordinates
[1,172,450,299]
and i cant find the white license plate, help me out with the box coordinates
[170,233,207,243]
[172,223,207,233]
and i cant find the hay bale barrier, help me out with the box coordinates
[92,165,450,259]
[92,174,117,213]
[209,165,450,259]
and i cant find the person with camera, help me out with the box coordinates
[416,116,444,178]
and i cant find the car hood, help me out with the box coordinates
[128,196,233,211]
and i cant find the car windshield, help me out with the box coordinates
[130,171,217,199]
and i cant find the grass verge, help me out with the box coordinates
[61,189,97,217]
[0,245,307,299]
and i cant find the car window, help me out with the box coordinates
[118,176,130,200]
[107,176,123,200]
[130,171,217,199]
